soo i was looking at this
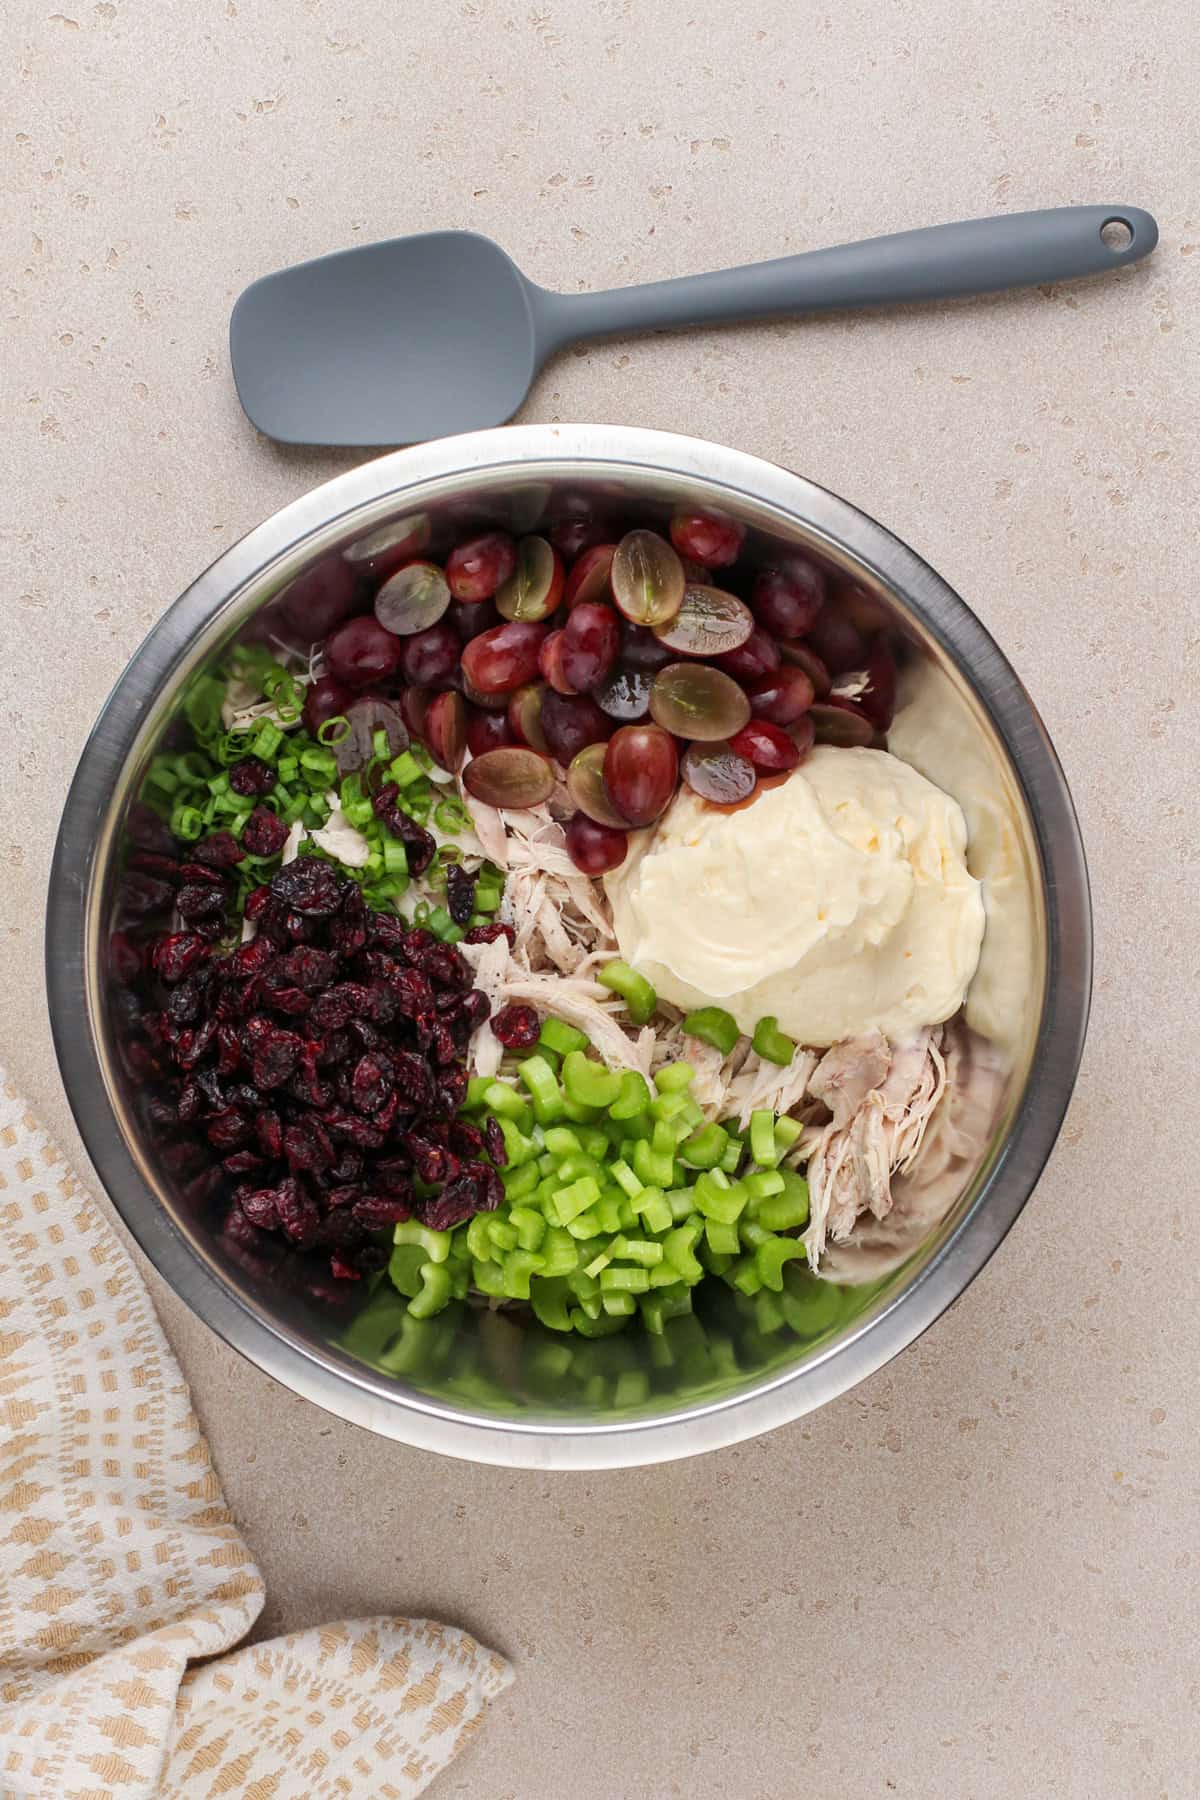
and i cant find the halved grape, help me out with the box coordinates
[446,532,517,602]
[343,515,430,581]
[447,597,500,643]
[649,663,751,741]
[668,508,744,568]
[729,718,801,773]
[809,700,872,747]
[374,560,452,636]
[495,536,565,622]
[463,747,555,809]
[747,666,815,726]
[620,619,674,672]
[652,584,754,657]
[752,561,825,638]
[549,497,614,560]
[400,623,459,688]
[423,690,467,771]
[789,713,817,758]
[778,639,831,698]
[399,685,432,738]
[539,629,579,696]
[564,542,617,609]
[716,624,780,683]
[540,691,613,766]
[681,740,757,805]
[280,556,360,640]
[302,674,354,739]
[594,664,652,722]
[325,615,403,688]
[611,529,685,627]
[507,683,551,754]
[566,743,629,828]
[334,696,408,775]
[458,668,510,712]
[466,706,516,756]
[603,724,678,826]
[561,601,620,691]
[461,620,549,695]
[853,642,897,730]
[807,605,868,674]
[565,812,628,874]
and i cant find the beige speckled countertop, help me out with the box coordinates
[4,1,1198,1793]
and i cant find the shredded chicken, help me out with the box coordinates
[726,1045,821,1130]
[459,933,515,1079]
[808,1030,891,1127]
[822,1024,1006,1283]
[802,1026,949,1267]
[499,975,654,1075]
[309,795,371,869]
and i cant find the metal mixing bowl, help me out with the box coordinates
[46,425,1090,1468]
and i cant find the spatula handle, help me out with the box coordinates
[538,206,1157,348]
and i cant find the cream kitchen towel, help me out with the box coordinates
[0,1070,512,1799]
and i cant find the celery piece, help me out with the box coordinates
[596,959,657,1025]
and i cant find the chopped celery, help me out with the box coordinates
[596,960,657,1025]
[751,1014,797,1067]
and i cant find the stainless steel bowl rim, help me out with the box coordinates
[46,425,1091,1469]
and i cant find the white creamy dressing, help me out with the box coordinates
[606,746,986,1048]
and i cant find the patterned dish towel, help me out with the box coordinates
[0,1071,511,1799]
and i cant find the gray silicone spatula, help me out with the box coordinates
[229,204,1157,448]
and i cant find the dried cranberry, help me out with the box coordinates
[216,1023,242,1077]
[463,921,514,947]
[241,806,290,858]
[445,863,477,925]
[128,851,183,884]
[192,916,226,943]
[404,1130,452,1185]
[228,756,278,797]
[176,882,228,922]
[109,932,144,986]
[328,1149,365,1185]
[391,1050,434,1111]
[252,1029,302,1089]
[126,802,179,857]
[229,937,274,979]
[491,1003,540,1049]
[436,1066,469,1113]
[243,884,274,921]
[275,946,337,991]
[348,1017,386,1053]
[315,1030,352,1068]
[390,968,434,1016]
[154,936,211,979]
[263,984,312,1017]
[283,1116,335,1172]
[401,928,436,963]
[274,1178,321,1246]
[351,1051,394,1114]
[257,1109,283,1157]
[222,1149,267,1176]
[206,1108,253,1151]
[176,1081,203,1124]
[484,1115,508,1166]
[421,1173,482,1232]
[352,1193,413,1230]
[328,1251,363,1281]
[460,989,491,1028]
[240,1187,281,1229]
[123,873,176,917]
[193,831,246,869]
[166,977,205,1025]
[174,1017,217,1068]
[451,1119,486,1159]
[431,1022,457,1067]
[421,944,470,991]
[269,857,346,916]
[177,862,232,889]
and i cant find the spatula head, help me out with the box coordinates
[230,231,540,447]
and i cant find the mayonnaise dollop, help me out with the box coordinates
[605,746,985,1048]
